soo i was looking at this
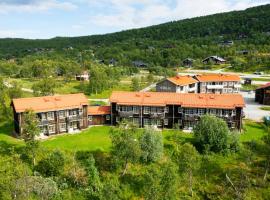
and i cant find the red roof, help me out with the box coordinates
[167,75,198,86]
[110,91,245,109]
[195,74,241,82]
[12,93,88,113]
[256,82,270,90]
[88,106,111,115]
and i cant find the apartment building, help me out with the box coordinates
[156,74,241,94]
[109,91,245,131]
[196,74,241,94]
[11,93,89,135]
[156,75,198,93]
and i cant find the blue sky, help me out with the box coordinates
[0,0,269,39]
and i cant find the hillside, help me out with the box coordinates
[0,4,269,71]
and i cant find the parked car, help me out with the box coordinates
[253,71,264,75]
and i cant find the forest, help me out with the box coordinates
[0,4,269,72]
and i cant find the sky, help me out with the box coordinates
[0,0,269,39]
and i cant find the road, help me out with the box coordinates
[241,91,269,121]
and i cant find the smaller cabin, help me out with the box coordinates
[244,78,252,85]
[75,71,90,81]
[203,56,226,65]
[88,106,111,126]
[182,58,194,67]
[132,60,148,68]
[255,83,270,105]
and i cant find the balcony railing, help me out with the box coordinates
[206,85,224,89]
[150,113,165,119]
[39,120,49,126]
[234,84,242,88]
[67,115,83,121]
[118,111,134,118]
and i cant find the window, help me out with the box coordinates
[79,108,83,114]
[178,107,183,113]
[69,109,77,116]
[228,88,233,93]
[106,115,110,121]
[185,108,197,115]
[164,119,168,126]
[157,119,162,126]
[209,109,216,115]
[88,116,93,121]
[144,106,150,114]
[157,107,163,114]
[202,82,206,86]
[127,106,133,112]
[60,123,66,131]
[201,89,206,93]
[164,107,169,113]
[133,118,140,125]
[229,82,233,86]
[198,108,205,115]
[144,118,150,126]
[133,106,140,114]
[41,113,46,120]
[151,107,157,113]
[223,110,231,116]
[223,88,227,93]
[59,110,65,118]
[47,112,54,120]
[232,110,236,116]
[48,125,55,133]
[116,117,120,122]
[223,82,228,86]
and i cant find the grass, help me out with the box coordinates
[42,126,112,152]
[241,84,259,91]
[240,121,267,142]
[0,121,23,145]
[259,106,270,111]
[252,77,270,82]
[0,120,268,152]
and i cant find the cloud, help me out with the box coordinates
[0,29,39,38]
[0,0,77,14]
[88,0,270,29]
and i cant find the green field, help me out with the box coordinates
[0,120,268,152]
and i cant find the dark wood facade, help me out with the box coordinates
[88,115,111,126]
[255,85,270,105]
[156,79,178,93]
[111,103,243,131]
[12,104,88,136]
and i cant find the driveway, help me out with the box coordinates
[241,91,269,121]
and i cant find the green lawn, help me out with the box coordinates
[240,121,267,142]
[42,126,112,152]
[252,77,270,82]
[0,121,23,145]
[0,120,268,152]
[259,106,270,111]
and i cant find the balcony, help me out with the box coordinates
[67,115,82,121]
[118,111,134,118]
[234,84,242,88]
[206,85,224,89]
[150,113,165,119]
[40,120,49,126]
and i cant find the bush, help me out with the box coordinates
[194,115,230,153]
[35,151,65,177]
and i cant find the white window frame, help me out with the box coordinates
[164,119,169,125]
[47,112,54,120]
[223,82,228,86]
[60,123,66,131]
[229,82,233,86]
[209,109,216,115]
[144,118,150,126]
[202,82,206,86]
[133,118,140,125]
[133,106,140,114]
[59,110,65,118]
[228,88,233,93]
[106,115,110,121]
[88,116,93,121]
[164,107,169,113]
[144,106,150,114]
[198,108,205,115]
[41,113,46,120]
[48,125,55,134]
